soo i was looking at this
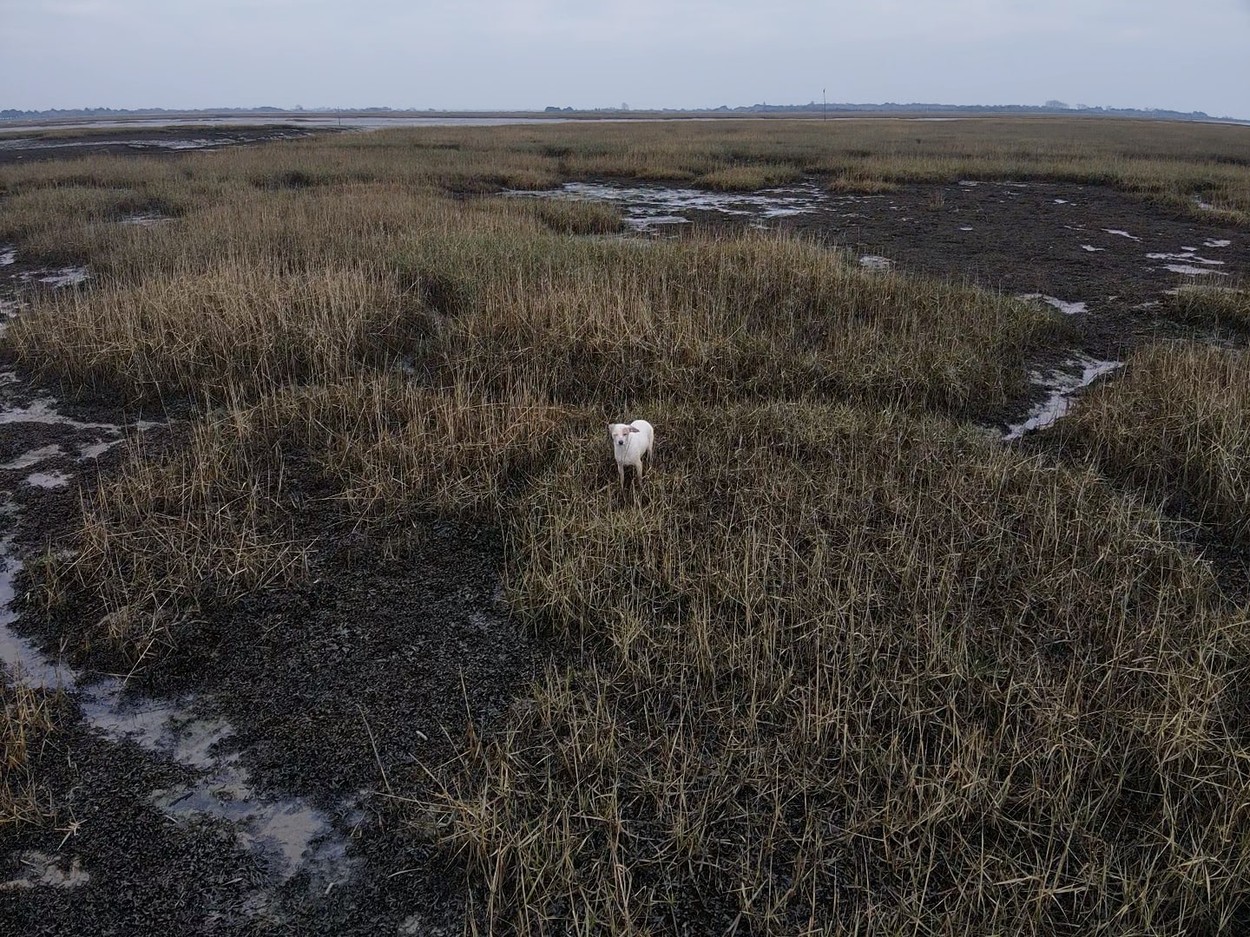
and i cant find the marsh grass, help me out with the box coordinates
[1063,342,1250,542]
[1,678,59,830]
[9,261,432,399]
[39,423,310,664]
[429,232,1063,412]
[1167,282,1250,331]
[827,173,900,194]
[10,187,1064,414]
[519,198,623,236]
[243,378,584,517]
[432,402,1250,934]
[693,164,805,191]
[5,118,1250,932]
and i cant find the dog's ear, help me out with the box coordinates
[627,426,640,433]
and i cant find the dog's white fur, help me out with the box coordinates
[608,419,654,487]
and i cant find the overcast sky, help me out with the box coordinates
[3,0,1248,117]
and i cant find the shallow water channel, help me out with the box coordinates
[0,250,357,898]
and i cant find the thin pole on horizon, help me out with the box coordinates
[823,88,827,121]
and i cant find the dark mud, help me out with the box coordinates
[2,518,544,936]
[663,178,1245,358]
[776,179,1247,357]
[0,125,329,166]
[3,160,1249,935]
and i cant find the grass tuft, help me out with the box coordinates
[1,678,60,831]
[37,422,310,664]
[1063,342,1250,541]
[432,402,1250,933]
[1167,282,1250,331]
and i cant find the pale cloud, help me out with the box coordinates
[1,0,1247,116]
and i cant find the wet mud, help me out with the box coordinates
[0,126,326,166]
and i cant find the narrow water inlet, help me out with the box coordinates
[858,254,893,270]
[0,298,23,337]
[0,444,64,471]
[22,267,90,289]
[0,852,91,891]
[1017,293,1088,315]
[0,396,162,434]
[1146,251,1225,266]
[1003,355,1124,441]
[506,180,827,231]
[1164,264,1228,277]
[1,533,75,689]
[24,470,71,489]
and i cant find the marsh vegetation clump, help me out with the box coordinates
[1,678,60,831]
[12,263,428,398]
[38,420,310,665]
[424,232,1062,410]
[437,403,1250,934]
[1167,281,1250,332]
[1063,342,1250,542]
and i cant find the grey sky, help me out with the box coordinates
[3,1,1249,117]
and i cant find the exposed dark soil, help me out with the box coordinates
[0,125,331,166]
[704,177,1248,362]
[3,511,545,936]
[2,144,1248,934]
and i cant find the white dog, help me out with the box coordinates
[607,419,654,488]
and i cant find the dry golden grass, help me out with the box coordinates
[1,678,59,831]
[9,261,429,398]
[693,164,805,191]
[1064,342,1250,542]
[1167,282,1250,331]
[38,422,310,665]
[431,403,1250,934]
[243,378,583,517]
[827,173,900,194]
[8,180,1064,415]
[517,197,623,236]
[427,232,1062,413]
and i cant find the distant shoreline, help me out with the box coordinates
[3,108,1247,135]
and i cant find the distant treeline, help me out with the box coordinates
[546,102,1224,121]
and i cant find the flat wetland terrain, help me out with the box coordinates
[2,117,1250,934]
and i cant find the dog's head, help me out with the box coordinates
[608,423,641,450]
